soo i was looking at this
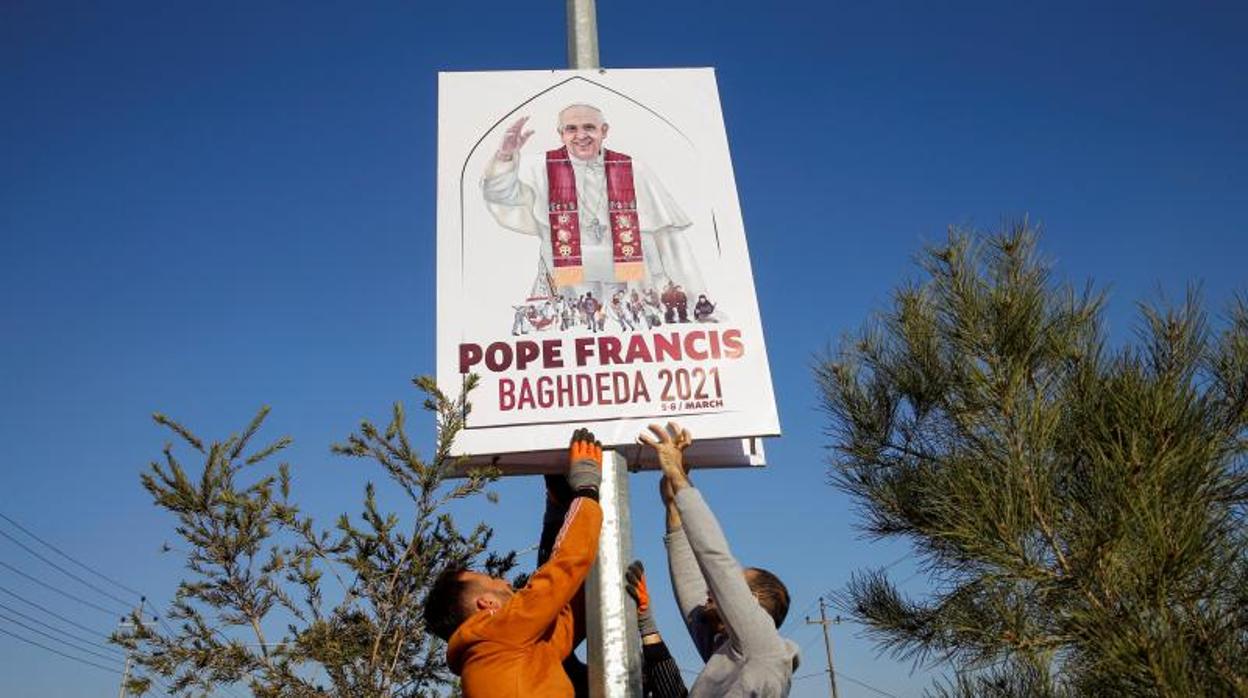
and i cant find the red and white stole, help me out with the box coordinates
[545,147,644,288]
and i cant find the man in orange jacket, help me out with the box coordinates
[423,428,604,698]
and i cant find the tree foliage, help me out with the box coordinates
[817,223,1248,696]
[113,375,515,697]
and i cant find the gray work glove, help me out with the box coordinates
[566,428,602,497]
[625,560,659,638]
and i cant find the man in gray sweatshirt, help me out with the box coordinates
[639,423,801,697]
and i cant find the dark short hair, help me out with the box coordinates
[423,565,472,641]
[746,567,790,628]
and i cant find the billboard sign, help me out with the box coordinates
[437,68,778,467]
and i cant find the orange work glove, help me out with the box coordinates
[566,427,603,495]
[625,560,658,637]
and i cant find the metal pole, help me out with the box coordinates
[806,597,841,698]
[585,450,642,697]
[566,0,600,69]
[565,4,640,695]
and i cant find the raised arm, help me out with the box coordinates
[673,487,784,658]
[492,497,599,643]
[660,473,706,615]
[645,425,703,616]
[625,560,689,698]
[486,429,603,645]
[482,116,542,235]
[496,116,534,162]
[643,424,716,659]
[537,474,575,567]
[644,423,785,659]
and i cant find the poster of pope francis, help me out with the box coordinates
[437,68,779,463]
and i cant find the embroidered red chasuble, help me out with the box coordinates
[545,147,644,288]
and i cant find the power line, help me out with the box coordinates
[133,669,176,696]
[0,515,241,697]
[0,583,115,639]
[0,626,121,674]
[800,593,907,698]
[798,626,831,659]
[0,600,124,656]
[0,611,125,666]
[119,609,182,697]
[806,596,842,698]
[141,599,250,698]
[838,671,902,698]
[792,552,912,644]
[792,668,902,698]
[795,593,827,625]
[128,660,175,695]
[0,559,127,616]
[897,568,925,586]
[144,597,180,638]
[880,552,912,572]
[142,602,251,698]
[0,512,142,596]
[0,527,137,609]
[0,515,187,643]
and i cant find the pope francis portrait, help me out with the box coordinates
[481,104,712,313]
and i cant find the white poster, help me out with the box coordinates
[437,68,779,466]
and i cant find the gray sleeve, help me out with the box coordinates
[673,487,786,659]
[663,526,717,661]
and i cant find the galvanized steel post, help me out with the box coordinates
[565,5,642,693]
[585,450,643,697]
[566,0,601,70]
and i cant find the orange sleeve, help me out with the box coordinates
[489,497,602,647]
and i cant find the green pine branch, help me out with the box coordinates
[114,375,512,697]
[819,222,1248,696]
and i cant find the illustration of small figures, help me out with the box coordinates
[661,281,689,323]
[694,294,717,322]
[642,301,663,328]
[610,293,635,332]
[577,294,590,328]
[643,287,664,327]
[581,293,602,333]
[511,305,531,336]
[525,302,557,332]
[558,295,575,331]
[552,296,566,330]
[628,290,644,324]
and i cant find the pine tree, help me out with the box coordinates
[113,375,515,696]
[816,223,1248,696]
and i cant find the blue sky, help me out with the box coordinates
[2,1,1246,696]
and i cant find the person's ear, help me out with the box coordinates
[475,594,502,612]
[601,123,609,140]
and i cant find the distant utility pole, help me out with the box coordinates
[117,599,144,697]
[119,649,133,698]
[806,597,842,698]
